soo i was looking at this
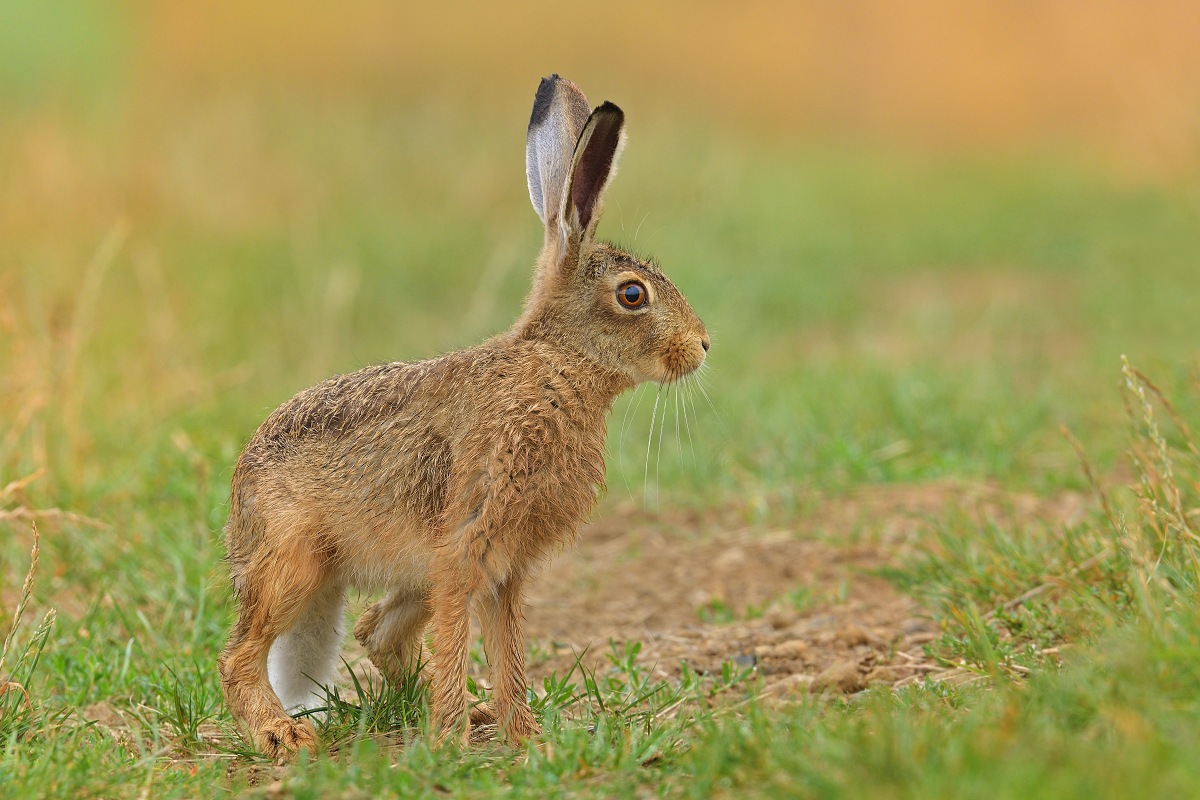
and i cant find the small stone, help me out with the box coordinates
[732,653,757,669]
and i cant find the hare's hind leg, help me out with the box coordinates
[268,579,347,712]
[219,536,333,763]
[353,587,431,683]
[478,572,539,742]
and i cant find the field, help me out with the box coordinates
[3,3,1200,797]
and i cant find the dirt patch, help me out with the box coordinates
[512,480,1086,697]
[522,520,925,692]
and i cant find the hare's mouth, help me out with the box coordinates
[659,335,708,383]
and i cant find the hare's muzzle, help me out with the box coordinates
[661,327,709,382]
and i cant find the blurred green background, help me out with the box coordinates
[2,0,1199,522]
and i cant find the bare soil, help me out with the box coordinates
[516,480,1087,698]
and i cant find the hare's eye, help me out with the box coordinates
[617,281,647,309]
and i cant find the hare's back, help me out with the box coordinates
[231,359,455,521]
[225,358,461,585]
[251,361,443,451]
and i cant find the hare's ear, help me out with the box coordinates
[526,75,591,234]
[562,102,625,246]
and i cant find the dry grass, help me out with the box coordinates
[0,521,40,675]
[0,522,55,741]
[0,471,109,531]
[1115,359,1200,600]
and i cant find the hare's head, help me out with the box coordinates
[519,75,709,387]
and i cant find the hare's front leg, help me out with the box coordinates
[427,553,479,748]
[354,587,431,684]
[478,571,540,743]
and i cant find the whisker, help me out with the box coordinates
[620,382,646,448]
[640,223,666,251]
[616,385,648,501]
[674,379,683,467]
[681,377,698,468]
[633,209,651,245]
[656,382,670,500]
[694,369,723,423]
[687,368,728,449]
[643,384,663,506]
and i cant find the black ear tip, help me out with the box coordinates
[530,76,560,128]
[595,100,624,119]
[586,101,625,138]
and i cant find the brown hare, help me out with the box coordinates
[218,74,710,762]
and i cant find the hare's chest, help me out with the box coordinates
[533,433,607,525]
[474,413,607,536]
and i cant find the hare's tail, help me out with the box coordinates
[266,580,347,712]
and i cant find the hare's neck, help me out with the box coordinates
[542,344,633,412]
[507,323,633,408]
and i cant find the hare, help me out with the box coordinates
[218,75,710,761]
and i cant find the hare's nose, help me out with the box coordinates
[700,335,710,352]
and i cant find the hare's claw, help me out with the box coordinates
[257,717,317,764]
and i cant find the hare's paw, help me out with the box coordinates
[257,717,318,764]
[499,708,540,744]
[469,702,496,726]
[354,595,430,684]
[363,646,424,686]
[432,721,471,751]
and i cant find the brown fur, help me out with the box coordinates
[218,75,709,761]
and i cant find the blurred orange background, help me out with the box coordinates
[138,1,1200,175]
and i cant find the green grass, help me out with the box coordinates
[6,5,1200,797]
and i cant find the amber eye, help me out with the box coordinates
[616,281,648,309]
